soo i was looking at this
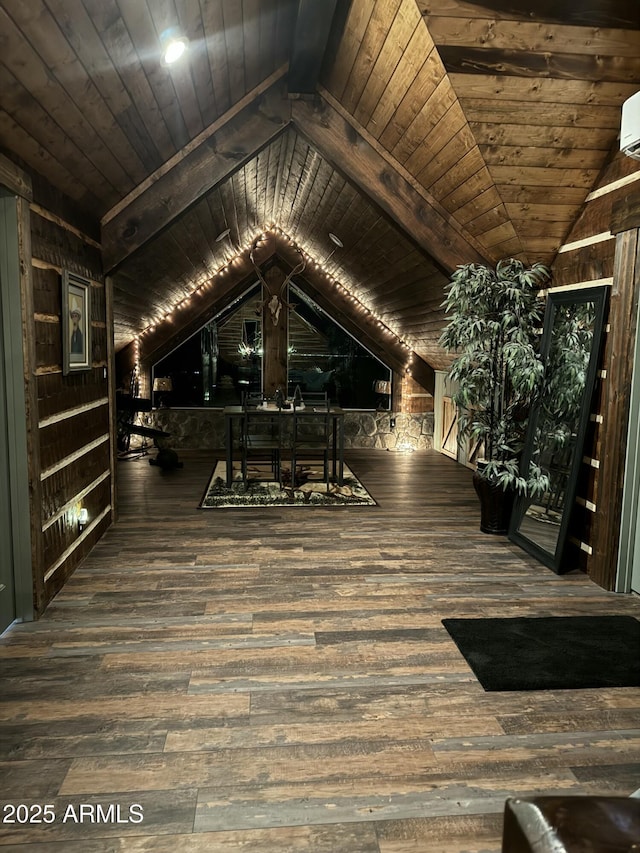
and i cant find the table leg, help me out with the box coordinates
[331,415,344,485]
[225,415,233,487]
[331,416,338,482]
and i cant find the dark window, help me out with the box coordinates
[152,285,263,407]
[288,285,391,410]
[151,283,392,410]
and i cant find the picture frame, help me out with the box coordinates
[62,270,92,375]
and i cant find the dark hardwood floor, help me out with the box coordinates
[1,448,639,852]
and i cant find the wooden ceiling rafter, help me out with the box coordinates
[101,67,292,273]
[417,0,640,34]
[292,88,490,270]
[109,118,455,367]
[102,57,486,368]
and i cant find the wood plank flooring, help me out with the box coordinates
[1,448,639,852]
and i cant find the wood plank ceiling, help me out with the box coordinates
[0,0,638,372]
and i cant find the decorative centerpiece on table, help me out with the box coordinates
[439,258,552,533]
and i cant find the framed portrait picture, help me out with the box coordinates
[62,270,92,375]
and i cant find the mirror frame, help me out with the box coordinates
[508,285,609,573]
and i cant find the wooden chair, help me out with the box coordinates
[299,391,330,410]
[290,393,331,491]
[241,390,263,408]
[240,403,283,489]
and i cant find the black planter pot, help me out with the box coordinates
[472,470,516,535]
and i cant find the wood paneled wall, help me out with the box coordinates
[398,374,434,414]
[551,148,640,588]
[3,157,113,615]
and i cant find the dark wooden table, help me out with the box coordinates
[223,405,345,487]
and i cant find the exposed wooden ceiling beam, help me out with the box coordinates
[292,89,490,272]
[101,71,292,274]
[288,0,340,95]
[417,0,640,29]
[438,46,639,81]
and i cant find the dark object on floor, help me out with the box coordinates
[502,796,640,852]
[149,448,183,470]
[442,615,640,691]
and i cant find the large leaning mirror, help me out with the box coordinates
[509,286,609,573]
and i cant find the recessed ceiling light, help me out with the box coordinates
[160,27,189,65]
[215,228,231,242]
[329,232,343,247]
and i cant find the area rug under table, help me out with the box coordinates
[199,460,376,508]
[442,615,640,691]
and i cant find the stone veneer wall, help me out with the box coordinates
[149,409,434,452]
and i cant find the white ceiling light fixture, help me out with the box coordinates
[324,232,343,265]
[215,228,239,259]
[160,27,189,65]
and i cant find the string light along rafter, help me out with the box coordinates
[132,225,417,377]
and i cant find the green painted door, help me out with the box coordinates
[632,510,640,594]
[0,209,16,634]
[0,190,33,630]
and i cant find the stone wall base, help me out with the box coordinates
[149,409,434,452]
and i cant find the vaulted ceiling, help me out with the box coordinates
[1,0,638,372]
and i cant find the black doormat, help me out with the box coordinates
[442,615,640,691]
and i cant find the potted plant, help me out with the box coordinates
[439,258,552,533]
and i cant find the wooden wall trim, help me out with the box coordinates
[29,203,101,249]
[557,232,614,253]
[589,229,640,589]
[41,470,111,532]
[40,435,110,481]
[0,152,32,201]
[568,537,593,556]
[576,496,597,512]
[586,169,640,202]
[43,505,111,584]
[39,397,109,427]
[32,258,63,273]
